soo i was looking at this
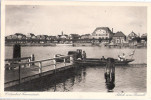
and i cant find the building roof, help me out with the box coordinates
[113,31,126,37]
[92,27,113,34]
[128,31,138,37]
[141,33,147,38]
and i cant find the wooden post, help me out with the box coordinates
[31,54,35,65]
[64,58,66,66]
[19,65,21,84]
[53,57,56,74]
[13,44,21,60]
[70,56,73,64]
[53,59,56,69]
[28,58,31,67]
[39,62,42,75]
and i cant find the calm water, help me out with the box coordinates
[5,46,147,92]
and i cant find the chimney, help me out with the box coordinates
[112,28,113,33]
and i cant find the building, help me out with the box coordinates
[81,34,92,39]
[14,33,26,39]
[36,35,48,43]
[5,35,13,40]
[46,36,57,43]
[92,27,114,39]
[128,31,138,40]
[112,31,126,44]
[57,34,69,39]
[69,34,80,40]
[141,33,147,40]
[26,33,36,39]
[5,33,26,43]
[140,33,147,46]
[37,35,48,40]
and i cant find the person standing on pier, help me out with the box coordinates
[82,51,86,60]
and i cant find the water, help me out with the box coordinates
[5,46,147,64]
[5,46,147,92]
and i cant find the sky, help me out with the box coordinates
[5,5,147,36]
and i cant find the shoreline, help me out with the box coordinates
[5,43,147,48]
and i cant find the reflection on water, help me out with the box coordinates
[104,58,115,92]
[6,64,146,92]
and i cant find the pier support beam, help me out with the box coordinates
[19,65,21,84]
[53,58,56,74]
[39,62,42,75]
[31,54,35,65]
[28,58,31,67]
[64,58,66,66]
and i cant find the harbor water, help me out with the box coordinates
[5,46,147,92]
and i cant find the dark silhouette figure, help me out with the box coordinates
[104,58,115,92]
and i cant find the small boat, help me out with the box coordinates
[74,58,134,66]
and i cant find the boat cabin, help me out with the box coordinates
[68,49,83,60]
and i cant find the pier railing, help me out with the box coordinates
[5,55,74,88]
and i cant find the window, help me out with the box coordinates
[116,39,119,43]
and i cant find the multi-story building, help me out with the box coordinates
[92,27,114,39]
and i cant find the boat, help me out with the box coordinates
[74,58,134,66]
[67,49,134,66]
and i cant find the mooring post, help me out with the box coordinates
[70,56,73,64]
[53,57,56,73]
[64,58,66,66]
[19,65,21,84]
[31,54,35,66]
[105,58,115,92]
[13,44,21,60]
[28,58,31,67]
[39,62,42,75]
[13,44,21,69]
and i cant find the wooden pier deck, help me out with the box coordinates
[5,56,75,88]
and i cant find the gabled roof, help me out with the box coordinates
[141,34,147,39]
[141,33,147,37]
[128,31,138,37]
[113,31,126,37]
[92,27,113,34]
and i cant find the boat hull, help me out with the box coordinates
[74,58,134,66]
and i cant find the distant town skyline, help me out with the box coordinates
[6,5,147,36]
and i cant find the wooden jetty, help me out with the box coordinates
[5,55,74,89]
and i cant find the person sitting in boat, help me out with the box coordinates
[118,55,121,61]
[122,53,126,61]
[101,56,106,60]
[77,49,82,60]
[118,53,126,61]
